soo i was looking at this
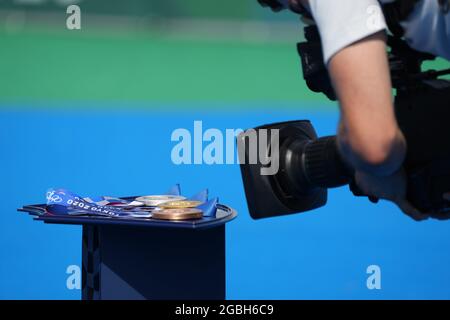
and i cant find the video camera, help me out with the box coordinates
[238,8,450,219]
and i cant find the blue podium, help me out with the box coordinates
[19,199,236,300]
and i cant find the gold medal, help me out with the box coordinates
[152,208,203,220]
[158,200,202,209]
[135,195,186,207]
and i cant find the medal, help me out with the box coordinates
[152,208,203,220]
[158,200,202,209]
[135,195,186,207]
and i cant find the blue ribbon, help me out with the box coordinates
[45,185,218,218]
[46,188,126,217]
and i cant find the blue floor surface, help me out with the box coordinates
[1,104,450,299]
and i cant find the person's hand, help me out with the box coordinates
[354,168,429,221]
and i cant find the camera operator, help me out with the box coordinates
[264,0,450,220]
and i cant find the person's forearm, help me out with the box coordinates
[337,119,406,176]
[328,31,406,176]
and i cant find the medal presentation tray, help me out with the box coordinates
[18,196,237,230]
[18,193,237,300]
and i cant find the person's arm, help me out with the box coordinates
[296,1,404,173]
[295,0,426,219]
[329,31,404,175]
[328,32,425,220]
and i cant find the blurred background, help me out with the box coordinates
[0,0,321,102]
[1,0,450,300]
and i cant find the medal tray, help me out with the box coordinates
[18,196,237,229]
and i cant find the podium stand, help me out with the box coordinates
[19,202,236,300]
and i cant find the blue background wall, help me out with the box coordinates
[2,106,450,299]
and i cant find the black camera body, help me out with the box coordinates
[395,78,450,213]
[238,25,450,219]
